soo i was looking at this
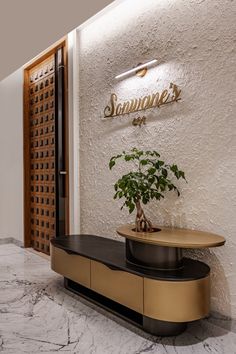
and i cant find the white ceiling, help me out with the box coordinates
[0,0,114,81]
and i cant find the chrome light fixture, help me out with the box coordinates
[115,59,158,80]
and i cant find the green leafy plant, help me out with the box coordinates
[109,148,186,232]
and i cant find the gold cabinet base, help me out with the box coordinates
[144,276,210,322]
[91,260,143,314]
[51,245,91,288]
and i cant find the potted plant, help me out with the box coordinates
[109,147,186,233]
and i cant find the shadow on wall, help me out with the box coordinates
[101,99,190,135]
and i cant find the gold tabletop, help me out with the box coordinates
[117,224,225,249]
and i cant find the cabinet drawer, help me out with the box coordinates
[91,260,143,313]
[51,245,90,288]
[144,276,210,322]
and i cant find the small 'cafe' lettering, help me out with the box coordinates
[104,83,181,118]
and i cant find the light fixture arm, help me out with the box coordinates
[115,59,158,80]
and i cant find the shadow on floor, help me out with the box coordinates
[50,277,234,347]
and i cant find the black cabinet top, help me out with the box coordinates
[51,235,210,281]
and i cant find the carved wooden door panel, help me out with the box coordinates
[28,55,56,254]
[24,42,68,255]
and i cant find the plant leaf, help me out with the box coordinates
[109,160,116,170]
[148,167,156,175]
[140,159,148,165]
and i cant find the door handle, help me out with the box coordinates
[64,249,77,255]
[59,171,67,175]
[103,263,120,271]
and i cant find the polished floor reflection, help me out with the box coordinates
[0,243,236,353]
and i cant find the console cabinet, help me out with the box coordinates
[51,234,213,336]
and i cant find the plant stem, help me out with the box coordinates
[135,200,153,232]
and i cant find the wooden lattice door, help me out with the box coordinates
[24,41,68,254]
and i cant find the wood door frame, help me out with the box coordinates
[23,37,69,248]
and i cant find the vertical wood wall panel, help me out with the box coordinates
[27,55,56,254]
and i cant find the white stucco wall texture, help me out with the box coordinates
[78,0,236,318]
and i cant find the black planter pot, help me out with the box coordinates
[126,238,183,271]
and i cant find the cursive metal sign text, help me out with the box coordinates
[104,83,181,118]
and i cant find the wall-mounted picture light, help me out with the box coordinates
[115,59,158,80]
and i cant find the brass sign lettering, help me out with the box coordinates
[104,83,181,118]
[132,116,147,127]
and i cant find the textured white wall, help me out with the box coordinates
[78,0,236,318]
[0,69,24,242]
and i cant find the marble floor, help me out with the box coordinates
[0,244,236,354]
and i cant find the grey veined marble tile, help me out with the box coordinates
[0,243,236,354]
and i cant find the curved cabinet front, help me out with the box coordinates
[50,236,212,336]
[51,245,91,288]
[91,260,143,314]
[144,276,210,322]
